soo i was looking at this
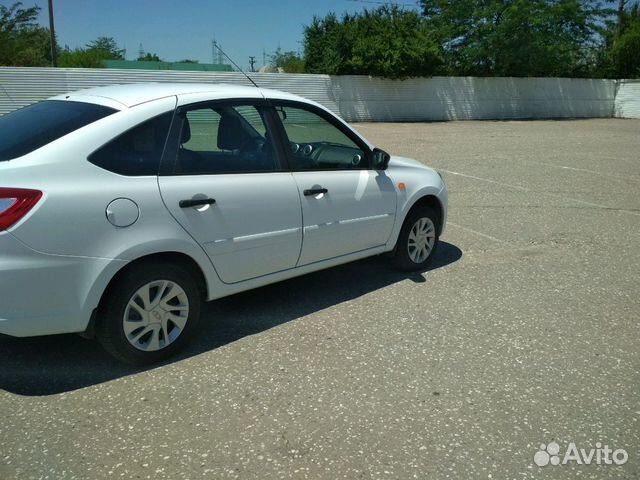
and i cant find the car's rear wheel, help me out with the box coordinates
[392,206,439,271]
[97,262,201,365]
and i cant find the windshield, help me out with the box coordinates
[0,100,117,162]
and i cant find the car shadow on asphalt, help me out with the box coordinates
[0,242,462,396]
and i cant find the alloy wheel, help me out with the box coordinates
[123,280,190,352]
[407,217,436,264]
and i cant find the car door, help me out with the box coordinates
[158,99,303,284]
[270,102,397,266]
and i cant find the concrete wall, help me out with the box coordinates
[0,67,622,121]
[614,80,640,118]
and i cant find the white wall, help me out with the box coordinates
[327,76,615,121]
[0,67,620,121]
[614,80,640,118]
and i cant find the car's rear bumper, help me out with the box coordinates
[0,231,125,337]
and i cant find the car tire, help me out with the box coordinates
[96,261,202,365]
[392,206,440,272]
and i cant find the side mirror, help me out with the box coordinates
[372,148,391,170]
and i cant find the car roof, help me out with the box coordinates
[49,83,312,109]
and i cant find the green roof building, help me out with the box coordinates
[103,60,233,72]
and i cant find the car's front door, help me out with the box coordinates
[271,102,397,266]
[158,100,302,284]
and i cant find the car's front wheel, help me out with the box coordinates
[97,262,202,365]
[392,206,440,271]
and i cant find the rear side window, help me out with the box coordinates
[0,100,116,162]
[88,112,173,176]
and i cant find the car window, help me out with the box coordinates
[88,112,173,176]
[0,100,116,162]
[276,106,368,170]
[181,109,222,152]
[173,104,277,175]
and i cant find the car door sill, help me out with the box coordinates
[294,244,386,269]
[208,245,387,299]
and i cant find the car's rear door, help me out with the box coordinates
[269,101,397,266]
[158,99,302,284]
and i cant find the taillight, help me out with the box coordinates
[0,188,43,231]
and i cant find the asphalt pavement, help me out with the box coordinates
[1,119,638,479]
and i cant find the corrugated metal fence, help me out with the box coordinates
[0,67,631,121]
[614,80,640,119]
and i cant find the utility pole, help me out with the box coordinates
[249,56,256,72]
[47,0,57,67]
[617,0,626,39]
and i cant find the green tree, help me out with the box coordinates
[611,23,640,76]
[58,36,126,68]
[0,2,54,66]
[597,2,640,77]
[85,36,125,60]
[607,4,640,78]
[304,6,442,78]
[58,47,105,68]
[269,47,305,73]
[12,25,53,66]
[419,0,611,77]
[138,52,161,62]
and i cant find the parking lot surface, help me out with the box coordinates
[1,119,638,479]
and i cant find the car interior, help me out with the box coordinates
[171,104,368,174]
[276,106,367,170]
[175,107,277,174]
[288,141,366,170]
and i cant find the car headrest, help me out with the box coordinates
[180,119,191,144]
[217,115,248,150]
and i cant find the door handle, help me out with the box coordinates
[179,198,216,208]
[303,188,328,196]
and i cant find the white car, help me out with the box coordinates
[0,83,447,364]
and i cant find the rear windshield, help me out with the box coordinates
[0,100,117,162]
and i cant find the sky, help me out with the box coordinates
[23,0,419,71]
